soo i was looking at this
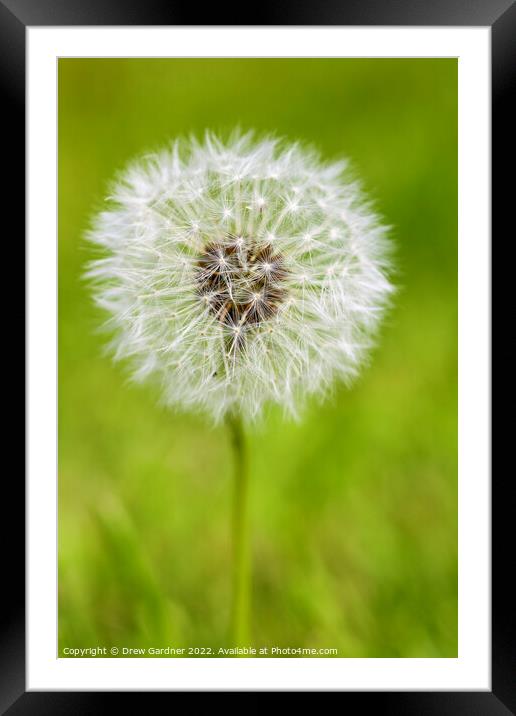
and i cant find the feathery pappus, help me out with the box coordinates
[86,132,394,422]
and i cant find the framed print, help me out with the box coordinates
[2,0,512,710]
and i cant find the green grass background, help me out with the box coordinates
[58,58,457,658]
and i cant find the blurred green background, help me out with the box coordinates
[58,59,457,658]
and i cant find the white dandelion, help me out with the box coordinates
[86,131,395,649]
[86,131,394,424]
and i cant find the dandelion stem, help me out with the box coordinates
[227,412,251,651]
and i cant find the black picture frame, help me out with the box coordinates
[2,0,511,711]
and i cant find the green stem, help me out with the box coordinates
[227,413,250,651]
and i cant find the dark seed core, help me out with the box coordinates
[196,236,288,335]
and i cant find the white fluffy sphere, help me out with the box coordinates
[87,132,394,422]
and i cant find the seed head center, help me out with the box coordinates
[196,237,288,331]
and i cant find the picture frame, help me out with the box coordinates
[2,0,510,709]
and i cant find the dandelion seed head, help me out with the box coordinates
[86,131,395,422]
